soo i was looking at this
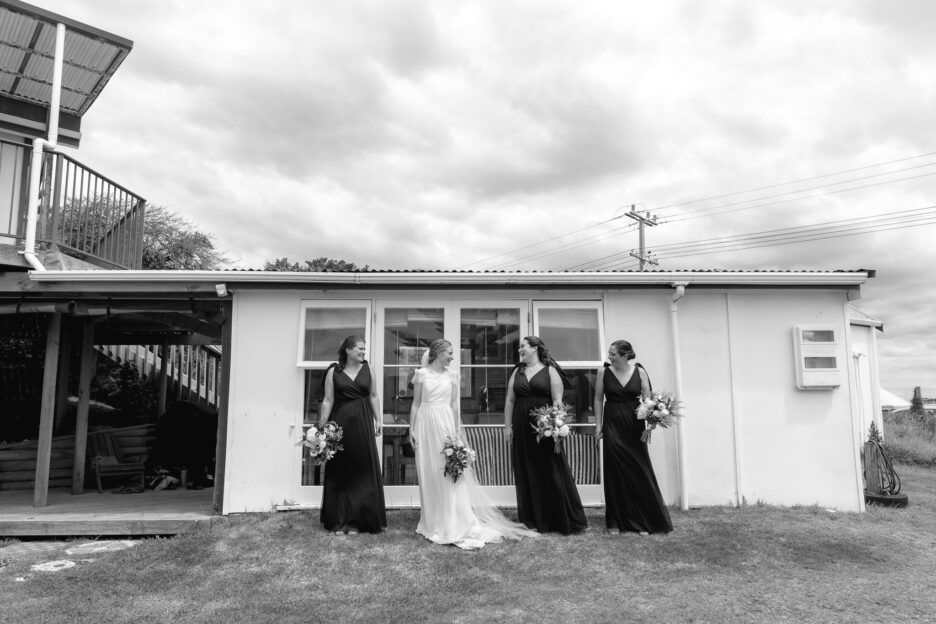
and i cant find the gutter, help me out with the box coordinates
[671,281,689,511]
[21,22,66,272]
[26,269,874,288]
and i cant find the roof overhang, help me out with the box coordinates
[21,269,874,291]
[0,0,132,144]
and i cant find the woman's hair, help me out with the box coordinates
[421,338,452,366]
[521,335,570,387]
[610,340,636,361]
[337,335,365,369]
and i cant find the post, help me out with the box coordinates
[72,319,96,494]
[53,316,72,433]
[34,313,62,507]
[157,338,169,418]
[625,204,659,270]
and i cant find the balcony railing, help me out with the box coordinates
[38,150,146,269]
[1,138,146,270]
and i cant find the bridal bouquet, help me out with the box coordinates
[303,421,344,465]
[530,403,575,454]
[442,436,476,483]
[636,392,682,443]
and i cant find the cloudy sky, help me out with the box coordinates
[39,0,936,399]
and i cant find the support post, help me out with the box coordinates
[53,316,73,433]
[34,313,62,507]
[157,338,169,418]
[72,319,95,494]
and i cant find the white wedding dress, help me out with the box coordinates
[412,367,537,549]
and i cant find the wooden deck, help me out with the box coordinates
[0,487,215,537]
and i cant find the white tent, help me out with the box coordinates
[880,388,911,411]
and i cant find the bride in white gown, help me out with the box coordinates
[410,339,538,549]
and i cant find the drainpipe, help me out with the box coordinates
[671,281,689,511]
[21,23,66,272]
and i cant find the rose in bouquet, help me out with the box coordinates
[636,392,682,443]
[530,403,575,454]
[442,436,476,483]
[303,421,344,465]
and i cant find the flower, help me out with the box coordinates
[636,392,683,443]
[530,403,575,454]
[302,421,344,465]
[442,436,476,483]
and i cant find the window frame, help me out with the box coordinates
[296,300,373,368]
[532,300,605,368]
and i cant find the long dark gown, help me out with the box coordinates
[511,366,587,534]
[601,367,673,533]
[320,363,387,533]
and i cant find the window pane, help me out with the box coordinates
[561,369,598,425]
[382,367,418,425]
[301,370,328,486]
[802,330,835,343]
[805,356,837,369]
[459,366,510,425]
[382,426,418,486]
[303,308,367,361]
[461,308,521,366]
[538,308,600,361]
[383,308,444,364]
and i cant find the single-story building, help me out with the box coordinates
[6,267,879,516]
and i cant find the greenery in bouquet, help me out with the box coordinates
[636,392,682,443]
[304,421,344,465]
[530,403,575,454]
[442,436,476,483]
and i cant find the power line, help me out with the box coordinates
[652,150,936,213]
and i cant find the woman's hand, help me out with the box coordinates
[595,428,603,442]
[409,434,417,451]
[374,421,382,437]
[504,425,513,444]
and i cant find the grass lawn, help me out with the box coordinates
[2,467,935,624]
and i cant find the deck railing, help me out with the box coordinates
[38,150,146,269]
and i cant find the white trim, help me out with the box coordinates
[26,269,872,287]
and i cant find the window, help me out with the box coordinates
[380,306,445,486]
[533,302,604,485]
[299,301,371,486]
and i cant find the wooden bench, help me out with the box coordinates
[88,430,146,493]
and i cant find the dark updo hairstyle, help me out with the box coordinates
[610,340,636,361]
[425,338,452,365]
[521,335,570,387]
[337,335,365,369]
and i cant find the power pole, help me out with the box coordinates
[625,204,658,270]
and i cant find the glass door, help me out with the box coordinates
[533,301,605,505]
[376,302,446,506]
[294,300,372,505]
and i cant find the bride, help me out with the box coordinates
[409,339,537,549]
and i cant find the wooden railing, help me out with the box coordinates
[99,344,223,411]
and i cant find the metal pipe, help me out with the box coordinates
[21,23,66,272]
[670,281,689,511]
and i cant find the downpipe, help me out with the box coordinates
[671,282,689,511]
[20,23,66,272]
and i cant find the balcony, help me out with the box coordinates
[0,138,146,270]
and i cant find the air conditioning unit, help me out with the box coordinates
[792,324,841,390]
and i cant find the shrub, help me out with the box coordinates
[883,410,936,467]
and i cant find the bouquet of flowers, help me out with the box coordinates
[441,436,476,483]
[303,421,344,465]
[636,392,682,443]
[530,403,575,454]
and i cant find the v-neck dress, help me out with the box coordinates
[600,366,672,533]
[320,362,386,533]
[510,365,587,534]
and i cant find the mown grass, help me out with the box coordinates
[883,410,936,467]
[2,465,935,624]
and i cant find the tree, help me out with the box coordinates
[142,205,230,270]
[263,257,369,272]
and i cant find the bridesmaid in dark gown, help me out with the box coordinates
[319,335,386,534]
[594,340,672,534]
[505,336,587,534]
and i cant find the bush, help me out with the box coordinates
[883,410,936,467]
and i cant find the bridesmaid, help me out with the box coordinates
[504,336,587,534]
[594,340,672,535]
[319,335,387,534]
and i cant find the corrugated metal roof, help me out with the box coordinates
[0,0,132,117]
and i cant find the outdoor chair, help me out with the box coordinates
[88,430,146,493]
